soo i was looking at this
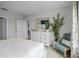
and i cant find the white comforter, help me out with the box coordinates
[0,39,47,58]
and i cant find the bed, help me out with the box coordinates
[0,39,47,58]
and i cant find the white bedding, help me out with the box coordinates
[0,39,47,58]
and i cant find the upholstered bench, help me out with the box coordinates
[55,42,70,57]
[55,33,71,57]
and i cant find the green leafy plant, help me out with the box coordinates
[50,13,64,42]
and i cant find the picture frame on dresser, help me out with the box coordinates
[35,17,49,30]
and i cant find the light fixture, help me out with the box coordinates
[1,8,8,11]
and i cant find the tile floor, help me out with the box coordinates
[47,46,64,58]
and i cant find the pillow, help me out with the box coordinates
[63,33,71,41]
[61,39,71,47]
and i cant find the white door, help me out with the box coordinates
[16,19,28,39]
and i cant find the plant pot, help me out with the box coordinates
[53,42,57,48]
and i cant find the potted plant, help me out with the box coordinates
[50,13,64,48]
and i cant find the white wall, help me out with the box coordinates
[0,5,72,39]
[78,3,79,47]
[26,6,72,36]
[0,9,28,39]
[78,3,79,36]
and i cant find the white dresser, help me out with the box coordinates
[31,31,53,47]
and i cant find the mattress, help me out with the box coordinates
[0,39,47,58]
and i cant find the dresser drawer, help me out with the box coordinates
[31,31,52,47]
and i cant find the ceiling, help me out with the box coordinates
[0,1,72,16]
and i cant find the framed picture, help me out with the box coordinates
[35,17,49,30]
